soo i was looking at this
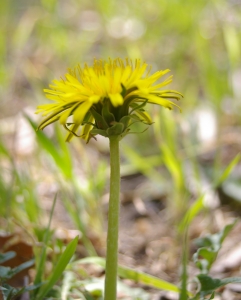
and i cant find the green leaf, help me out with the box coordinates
[9,259,35,278]
[1,282,43,300]
[193,220,237,273]
[76,257,180,294]
[36,236,79,300]
[0,251,16,264]
[0,266,11,280]
[197,274,241,296]
[0,259,34,280]
[214,153,241,188]
[118,265,180,294]
[1,283,17,300]
[209,292,215,299]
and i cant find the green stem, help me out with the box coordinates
[104,135,120,300]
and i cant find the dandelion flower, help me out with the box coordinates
[36,58,182,142]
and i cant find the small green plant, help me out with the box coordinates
[189,220,241,300]
[0,194,79,300]
[0,251,38,300]
[178,153,241,300]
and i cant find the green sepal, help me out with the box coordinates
[38,115,60,130]
[83,111,92,123]
[129,99,148,114]
[102,100,116,126]
[90,108,108,130]
[119,116,131,129]
[65,124,81,142]
[119,128,131,140]
[118,95,147,120]
[121,83,127,98]
[107,122,124,136]
[90,128,109,137]
[129,114,143,122]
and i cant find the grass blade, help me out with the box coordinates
[36,235,79,300]
[77,257,181,294]
[178,195,205,233]
[214,153,241,188]
[25,115,72,179]
[33,193,58,296]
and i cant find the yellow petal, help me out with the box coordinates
[89,95,101,103]
[135,110,152,124]
[59,109,72,125]
[73,101,93,125]
[147,95,181,111]
[108,93,124,107]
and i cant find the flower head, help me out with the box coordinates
[36,58,182,142]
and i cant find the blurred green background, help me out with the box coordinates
[1,0,241,239]
[1,0,241,233]
[0,0,241,297]
[1,0,241,116]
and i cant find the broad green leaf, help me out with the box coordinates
[193,220,237,273]
[197,274,241,296]
[8,259,35,278]
[0,259,34,280]
[195,221,237,249]
[1,282,43,300]
[0,266,11,279]
[76,257,180,294]
[36,235,78,300]
[2,283,17,300]
[0,251,16,264]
